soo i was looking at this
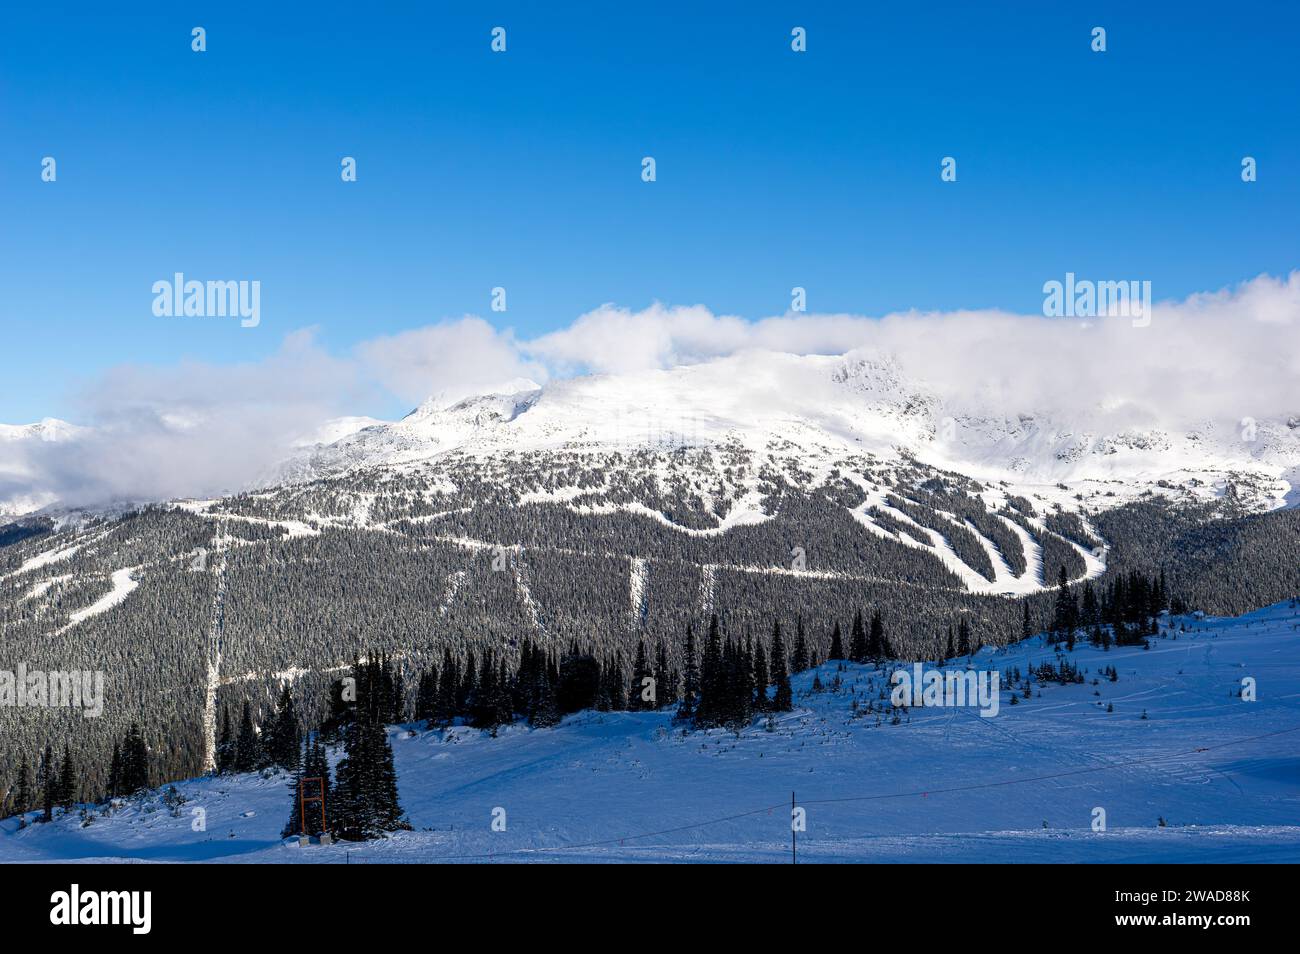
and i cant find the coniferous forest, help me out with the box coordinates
[0,445,1283,832]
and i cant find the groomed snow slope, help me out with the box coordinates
[3,603,1299,863]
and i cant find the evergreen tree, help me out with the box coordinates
[321,676,355,744]
[434,648,458,726]
[1052,566,1078,640]
[470,650,502,729]
[266,684,301,771]
[752,637,770,711]
[496,658,513,726]
[676,624,699,723]
[770,621,793,712]
[870,611,889,661]
[413,667,438,724]
[1081,581,1100,628]
[459,649,478,713]
[557,652,601,714]
[848,610,868,663]
[828,622,845,661]
[697,616,722,725]
[215,705,235,773]
[629,640,652,711]
[333,702,409,840]
[655,641,677,708]
[120,723,150,793]
[604,652,627,710]
[107,741,122,797]
[56,743,77,809]
[39,743,54,822]
[12,758,32,816]
[530,661,560,728]
[791,618,810,673]
[957,619,972,657]
[233,701,260,773]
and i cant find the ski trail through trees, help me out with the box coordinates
[201,537,229,774]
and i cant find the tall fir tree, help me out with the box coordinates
[266,684,302,771]
[828,622,845,661]
[120,723,150,793]
[215,704,234,773]
[39,743,54,822]
[791,618,809,673]
[56,743,77,809]
[233,701,260,773]
[12,757,32,816]
[869,611,887,661]
[752,637,770,711]
[957,619,972,657]
[333,702,409,840]
[434,648,458,726]
[676,624,699,723]
[629,640,652,711]
[1052,566,1078,641]
[413,667,438,724]
[655,641,677,708]
[107,741,122,797]
[848,610,868,663]
[770,621,793,712]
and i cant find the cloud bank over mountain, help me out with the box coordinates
[3,271,1299,513]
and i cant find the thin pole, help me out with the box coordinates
[791,790,797,865]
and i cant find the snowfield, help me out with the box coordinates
[3,602,1299,863]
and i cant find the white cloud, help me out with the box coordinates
[524,272,1300,427]
[357,316,547,407]
[3,329,361,509]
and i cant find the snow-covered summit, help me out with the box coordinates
[282,350,1300,513]
[0,417,82,443]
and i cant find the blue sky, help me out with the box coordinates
[1,1,1297,423]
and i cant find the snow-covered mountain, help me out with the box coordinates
[7,350,1300,821]
[0,418,82,443]
[279,350,1300,514]
[7,351,1298,521]
[0,417,85,518]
